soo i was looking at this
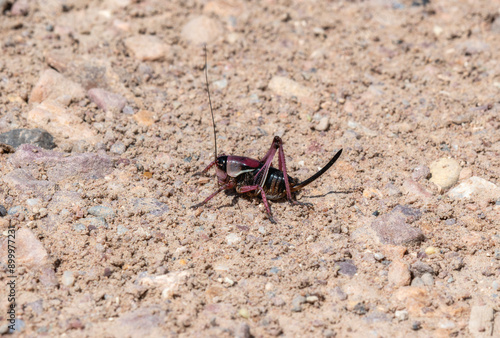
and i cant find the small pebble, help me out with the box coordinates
[0,205,7,217]
[226,233,241,245]
[374,253,385,261]
[72,223,86,232]
[238,308,249,319]
[291,295,306,312]
[395,310,408,321]
[224,277,235,286]
[425,246,437,255]
[122,105,134,115]
[88,88,127,113]
[412,165,430,181]
[26,198,41,207]
[110,142,126,154]
[8,205,27,215]
[388,260,411,287]
[314,117,330,131]
[306,296,319,303]
[492,281,500,291]
[447,276,455,283]
[429,158,461,190]
[124,35,167,61]
[411,321,422,330]
[494,249,500,260]
[410,277,424,287]
[61,271,75,287]
[421,273,434,286]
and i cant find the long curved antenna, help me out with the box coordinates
[204,44,217,162]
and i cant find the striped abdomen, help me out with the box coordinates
[257,166,298,200]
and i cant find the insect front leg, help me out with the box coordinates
[192,160,218,177]
[238,185,276,224]
[191,181,234,209]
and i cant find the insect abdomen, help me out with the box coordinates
[261,167,298,200]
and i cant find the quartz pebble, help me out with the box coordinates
[448,176,500,201]
[429,158,461,190]
[226,233,241,245]
[61,271,75,287]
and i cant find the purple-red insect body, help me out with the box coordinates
[192,47,342,223]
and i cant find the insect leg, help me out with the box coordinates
[192,160,217,177]
[254,136,280,186]
[191,182,234,209]
[239,185,276,223]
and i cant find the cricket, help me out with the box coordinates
[192,47,343,223]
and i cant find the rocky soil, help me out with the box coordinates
[0,0,499,337]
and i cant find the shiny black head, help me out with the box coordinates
[216,156,227,172]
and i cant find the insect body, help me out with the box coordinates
[192,47,342,223]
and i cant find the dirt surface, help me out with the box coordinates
[0,0,500,337]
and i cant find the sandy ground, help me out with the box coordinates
[0,0,499,337]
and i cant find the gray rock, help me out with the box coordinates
[0,205,7,217]
[88,88,127,113]
[421,273,434,286]
[335,260,358,277]
[410,261,434,277]
[110,142,126,154]
[8,319,25,333]
[122,105,134,115]
[8,205,27,216]
[411,277,425,287]
[0,128,56,149]
[88,205,115,218]
[370,205,424,245]
[291,295,306,312]
[72,223,86,232]
[80,216,108,229]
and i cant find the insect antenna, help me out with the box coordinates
[204,44,217,162]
